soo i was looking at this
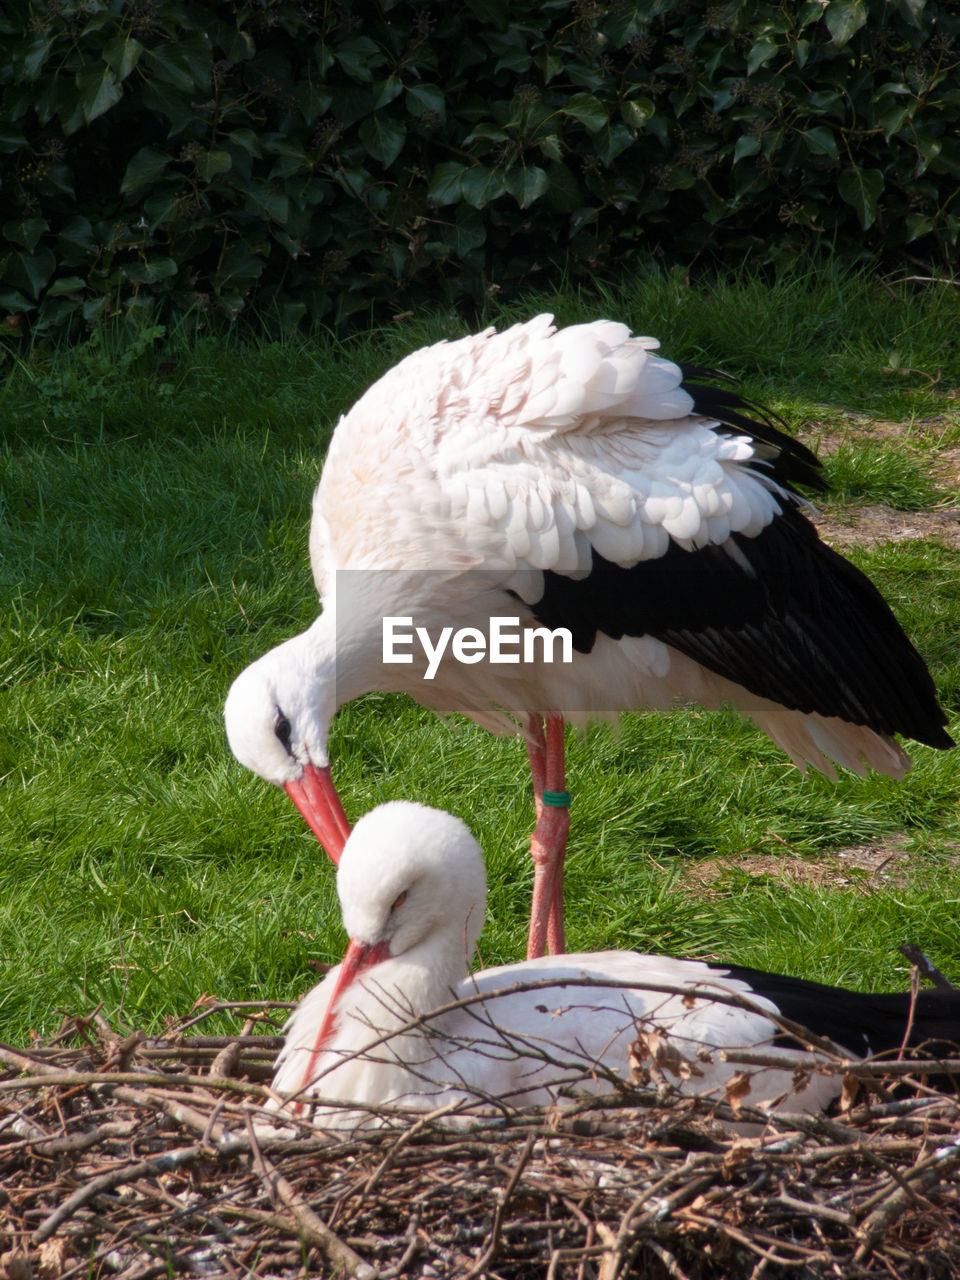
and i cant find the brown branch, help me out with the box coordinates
[464,1132,536,1279]
[246,1113,378,1279]
[854,1138,960,1261]
[32,1141,206,1244]
[899,944,959,991]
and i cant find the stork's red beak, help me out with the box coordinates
[293,935,390,1108]
[284,763,352,865]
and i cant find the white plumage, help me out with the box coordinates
[311,315,782,585]
[225,316,952,956]
[269,802,958,1131]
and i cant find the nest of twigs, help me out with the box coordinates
[1,998,959,1280]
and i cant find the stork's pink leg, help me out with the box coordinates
[526,713,547,823]
[525,712,570,959]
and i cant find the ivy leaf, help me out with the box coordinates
[3,218,48,252]
[620,97,655,131]
[503,164,548,208]
[442,206,486,255]
[103,35,144,82]
[217,244,266,288]
[838,166,884,228]
[143,191,181,228]
[140,78,195,134]
[746,37,778,74]
[17,35,51,81]
[0,124,28,152]
[291,82,333,124]
[372,75,404,110]
[246,184,289,224]
[467,0,511,24]
[494,48,532,74]
[229,130,264,158]
[797,0,824,25]
[797,126,838,158]
[561,93,608,133]
[597,123,635,166]
[905,213,933,241]
[359,115,406,167]
[873,81,912,98]
[733,134,761,163]
[535,49,564,83]
[0,288,32,310]
[406,84,446,122]
[825,0,867,47]
[335,36,384,82]
[39,164,74,197]
[144,48,196,93]
[9,247,56,300]
[57,217,95,255]
[427,162,467,205]
[913,131,941,176]
[266,138,309,179]
[197,150,233,181]
[462,123,510,145]
[896,0,926,27]
[461,166,507,208]
[76,64,123,124]
[660,165,697,191]
[121,148,172,196]
[542,161,582,213]
[878,103,911,140]
[123,258,179,284]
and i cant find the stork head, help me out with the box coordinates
[278,802,488,1101]
[337,801,487,963]
[224,622,350,862]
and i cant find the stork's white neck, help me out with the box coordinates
[341,930,476,1040]
[297,596,396,712]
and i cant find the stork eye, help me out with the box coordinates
[274,713,293,753]
[391,890,408,912]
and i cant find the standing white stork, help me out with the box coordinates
[224,315,953,957]
[269,802,960,1128]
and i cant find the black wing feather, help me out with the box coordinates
[679,365,825,494]
[530,504,952,749]
[720,962,960,1069]
[524,375,951,750]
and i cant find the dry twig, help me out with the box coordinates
[0,998,957,1279]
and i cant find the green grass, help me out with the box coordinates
[1,263,959,1041]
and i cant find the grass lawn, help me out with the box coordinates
[2,264,959,1042]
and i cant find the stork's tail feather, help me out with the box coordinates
[679,365,825,494]
[723,963,960,1085]
[752,709,912,781]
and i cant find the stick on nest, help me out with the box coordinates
[1,988,958,1280]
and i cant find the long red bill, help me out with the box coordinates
[293,935,390,1111]
[284,763,352,865]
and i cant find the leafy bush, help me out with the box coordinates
[1,0,958,339]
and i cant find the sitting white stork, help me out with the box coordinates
[224,315,953,957]
[269,802,960,1129]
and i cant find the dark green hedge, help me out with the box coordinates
[1,0,958,338]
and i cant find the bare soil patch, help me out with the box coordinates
[812,502,960,550]
[797,412,960,549]
[681,839,921,897]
